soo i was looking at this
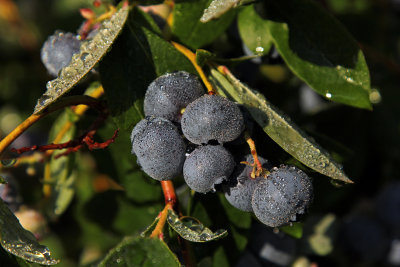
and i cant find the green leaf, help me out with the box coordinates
[242,1,372,109]
[97,236,180,267]
[167,209,227,242]
[237,5,273,56]
[209,68,353,183]
[0,200,59,265]
[33,5,129,114]
[47,110,77,218]
[171,0,236,49]
[200,0,240,22]
[99,7,195,131]
[196,49,216,67]
[279,222,303,239]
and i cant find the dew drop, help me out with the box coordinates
[369,88,381,104]
[325,92,332,99]
[255,46,264,53]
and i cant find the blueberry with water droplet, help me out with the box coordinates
[183,144,235,193]
[144,71,205,122]
[252,165,313,227]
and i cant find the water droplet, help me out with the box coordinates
[255,46,264,53]
[325,92,332,98]
[369,89,381,104]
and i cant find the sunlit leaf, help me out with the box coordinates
[237,5,273,56]
[209,68,353,183]
[200,0,240,22]
[33,5,129,114]
[239,1,372,109]
[0,200,59,265]
[97,236,180,267]
[167,209,227,242]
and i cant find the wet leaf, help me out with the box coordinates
[237,5,273,56]
[171,0,236,49]
[47,111,77,218]
[167,209,227,242]
[97,236,180,267]
[209,68,353,183]
[140,216,160,238]
[253,1,372,109]
[0,200,59,265]
[33,5,129,114]
[99,7,195,131]
[200,0,240,22]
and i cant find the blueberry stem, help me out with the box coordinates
[171,41,217,95]
[244,131,270,178]
[149,202,173,240]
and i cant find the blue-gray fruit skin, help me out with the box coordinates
[40,31,81,77]
[252,165,313,227]
[131,117,186,181]
[225,155,271,212]
[183,145,235,193]
[181,95,245,144]
[144,71,204,122]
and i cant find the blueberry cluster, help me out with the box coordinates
[131,71,313,228]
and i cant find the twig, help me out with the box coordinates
[171,41,216,95]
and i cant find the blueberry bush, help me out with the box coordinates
[0,0,399,266]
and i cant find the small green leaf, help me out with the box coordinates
[279,222,303,239]
[210,68,352,183]
[171,0,236,49]
[47,110,77,218]
[0,200,59,265]
[257,0,372,109]
[33,5,129,114]
[167,209,227,242]
[237,5,273,56]
[140,216,160,238]
[97,236,180,267]
[99,7,195,131]
[196,49,216,67]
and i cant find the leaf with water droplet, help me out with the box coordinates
[239,1,372,109]
[237,5,273,56]
[0,200,59,265]
[140,216,160,238]
[200,0,240,22]
[33,5,129,114]
[166,209,227,242]
[171,0,237,49]
[97,236,180,267]
[210,68,353,183]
